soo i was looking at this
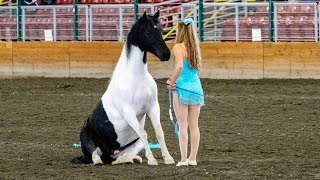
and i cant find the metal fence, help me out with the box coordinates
[16,4,153,41]
[0,1,319,42]
[202,2,318,42]
[0,6,17,41]
[273,2,318,42]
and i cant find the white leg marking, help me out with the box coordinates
[148,102,175,164]
[120,106,158,165]
[111,139,144,165]
[92,147,103,166]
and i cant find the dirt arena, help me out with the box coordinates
[0,77,319,179]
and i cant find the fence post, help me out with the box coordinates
[73,0,79,41]
[199,0,204,42]
[134,0,139,22]
[17,0,22,41]
[269,0,274,42]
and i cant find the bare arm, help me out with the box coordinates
[166,44,184,87]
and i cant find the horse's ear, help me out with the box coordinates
[142,11,147,20]
[153,10,160,19]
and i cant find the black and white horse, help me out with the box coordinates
[80,11,175,165]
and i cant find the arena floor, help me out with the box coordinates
[0,78,319,179]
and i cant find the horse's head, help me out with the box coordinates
[126,11,170,62]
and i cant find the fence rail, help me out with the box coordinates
[0,1,319,42]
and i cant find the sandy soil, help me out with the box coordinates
[0,78,319,179]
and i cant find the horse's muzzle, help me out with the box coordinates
[159,49,170,61]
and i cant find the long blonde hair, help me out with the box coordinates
[175,21,202,70]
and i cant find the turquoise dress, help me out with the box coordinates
[175,60,204,106]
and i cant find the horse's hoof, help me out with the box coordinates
[93,159,103,166]
[133,155,142,164]
[111,156,133,165]
[164,156,175,164]
[92,148,103,166]
[147,158,158,165]
[112,159,133,165]
[93,162,103,166]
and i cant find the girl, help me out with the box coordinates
[166,18,204,166]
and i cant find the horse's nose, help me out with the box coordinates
[162,49,170,61]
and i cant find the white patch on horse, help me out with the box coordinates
[92,147,103,166]
[102,45,156,145]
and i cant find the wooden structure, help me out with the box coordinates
[0,42,320,79]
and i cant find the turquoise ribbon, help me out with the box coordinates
[169,90,179,138]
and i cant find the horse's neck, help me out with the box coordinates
[115,45,147,75]
[104,44,155,101]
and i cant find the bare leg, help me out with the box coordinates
[188,105,201,162]
[177,103,189,162]
[172,91,180,121]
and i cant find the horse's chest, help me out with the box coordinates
[104,79,156,113]
[129,86,155,112]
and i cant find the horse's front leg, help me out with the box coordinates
[147,101,175,164]
[117,106,158,165]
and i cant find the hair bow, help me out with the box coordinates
[183,18,194,25]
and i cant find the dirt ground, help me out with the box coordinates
[0,77,319,179]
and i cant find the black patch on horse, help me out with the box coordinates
[79,100,120,164]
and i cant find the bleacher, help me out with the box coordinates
[0,0,319,42]
[219,3,316,41]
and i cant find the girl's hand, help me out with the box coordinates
[167,84,176,90]
[166,79,176,90]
